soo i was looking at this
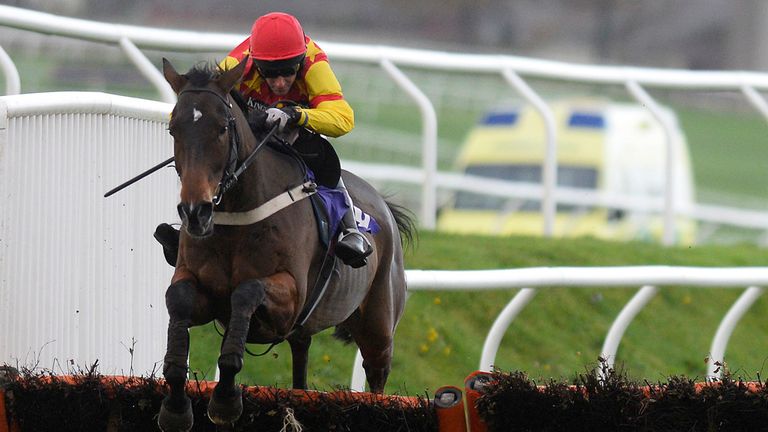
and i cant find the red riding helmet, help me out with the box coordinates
[249,12,306,72]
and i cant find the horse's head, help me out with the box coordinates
[162,58,247,238]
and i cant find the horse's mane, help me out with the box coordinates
[184,62,223,87]
[183,61,250,114]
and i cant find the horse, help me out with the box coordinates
[156,57,415,432]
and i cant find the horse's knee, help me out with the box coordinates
[230,279,266,316]
[164,280,199,368]
[166,280,196,319]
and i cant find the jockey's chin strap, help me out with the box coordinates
[177,87,279,205]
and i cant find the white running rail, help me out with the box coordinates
[1,5,768,238]
[0,91,765,388]
[350,267,768,391]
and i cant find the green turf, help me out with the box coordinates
[5,50,768,394]
[676,109,768,203]
[188,232,768,395]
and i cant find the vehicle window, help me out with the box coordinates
[455,164,598,211]
[568,111,605,129]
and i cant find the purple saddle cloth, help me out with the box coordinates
[315,185,381,238]
[305,168,380,244]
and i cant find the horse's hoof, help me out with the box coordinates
[158,396,194,432]
[207,385,243,425]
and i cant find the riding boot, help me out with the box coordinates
[334,178,373,268]
[154,223,180,267]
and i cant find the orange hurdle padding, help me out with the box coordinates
[0,391,20,432]
[0,391,8,432]
[434,385,467,432]
[2,376,426,430]
[464,371,494,432]
[190,381,425,408]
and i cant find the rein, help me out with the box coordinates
[104,90,279,200]
[177,87,278,205]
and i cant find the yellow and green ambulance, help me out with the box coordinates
[437,99,696,244]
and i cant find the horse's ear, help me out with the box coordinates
[217,59,247,93]
[162,58,187,94]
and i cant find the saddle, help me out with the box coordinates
[265,129,339,247]
[246,102,380,248]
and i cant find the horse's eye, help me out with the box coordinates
[219,126,228,135]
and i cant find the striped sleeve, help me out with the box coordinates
[300,53,354,137]
[219,37,250,70]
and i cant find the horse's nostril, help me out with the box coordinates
[198,202,214,224]
[179,202,214,231]
[177,203,190,221]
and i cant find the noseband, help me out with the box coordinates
[177,88,277,205]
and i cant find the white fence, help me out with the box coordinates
[1,5,767,245]
[1,92,767,389]
[0,92,178,375]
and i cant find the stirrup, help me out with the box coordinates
[335,229,373,268]
[154,223,180,267]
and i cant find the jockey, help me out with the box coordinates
[154,12,373,268]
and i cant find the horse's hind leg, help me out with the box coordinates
[347,272,405,393]
[288,332,312,389]
[345,312,396,394]
[208,279,266,426]
[358,335,394,393]
[159,280,210,432]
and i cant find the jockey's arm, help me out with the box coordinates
[300,61,354,138]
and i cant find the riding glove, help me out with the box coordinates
[265,107,301,132]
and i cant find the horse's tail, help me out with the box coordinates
[385,200,418,250]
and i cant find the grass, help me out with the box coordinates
[5,48,768,394]
[676,108,768,203]
[188,232,768,395]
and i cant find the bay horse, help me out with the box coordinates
[157,58,414,431]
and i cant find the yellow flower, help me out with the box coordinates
[433,297,442,305]
[419,344,430,353]
[682,294,692,305]
[427,327,438,343]
[443,346,452,356]
[322,354,331,363]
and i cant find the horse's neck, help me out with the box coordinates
[217,139,301,212]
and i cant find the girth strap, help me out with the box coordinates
[213,181,317,226]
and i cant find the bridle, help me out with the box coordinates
[177,87,278,205]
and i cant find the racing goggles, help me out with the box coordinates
[256,63,301,79]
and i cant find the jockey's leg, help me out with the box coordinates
[154,223,180,267]
[334,177,373,268]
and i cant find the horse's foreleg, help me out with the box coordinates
[158,280,201,432]
[208,279,266,426]
[288,333,312,389]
